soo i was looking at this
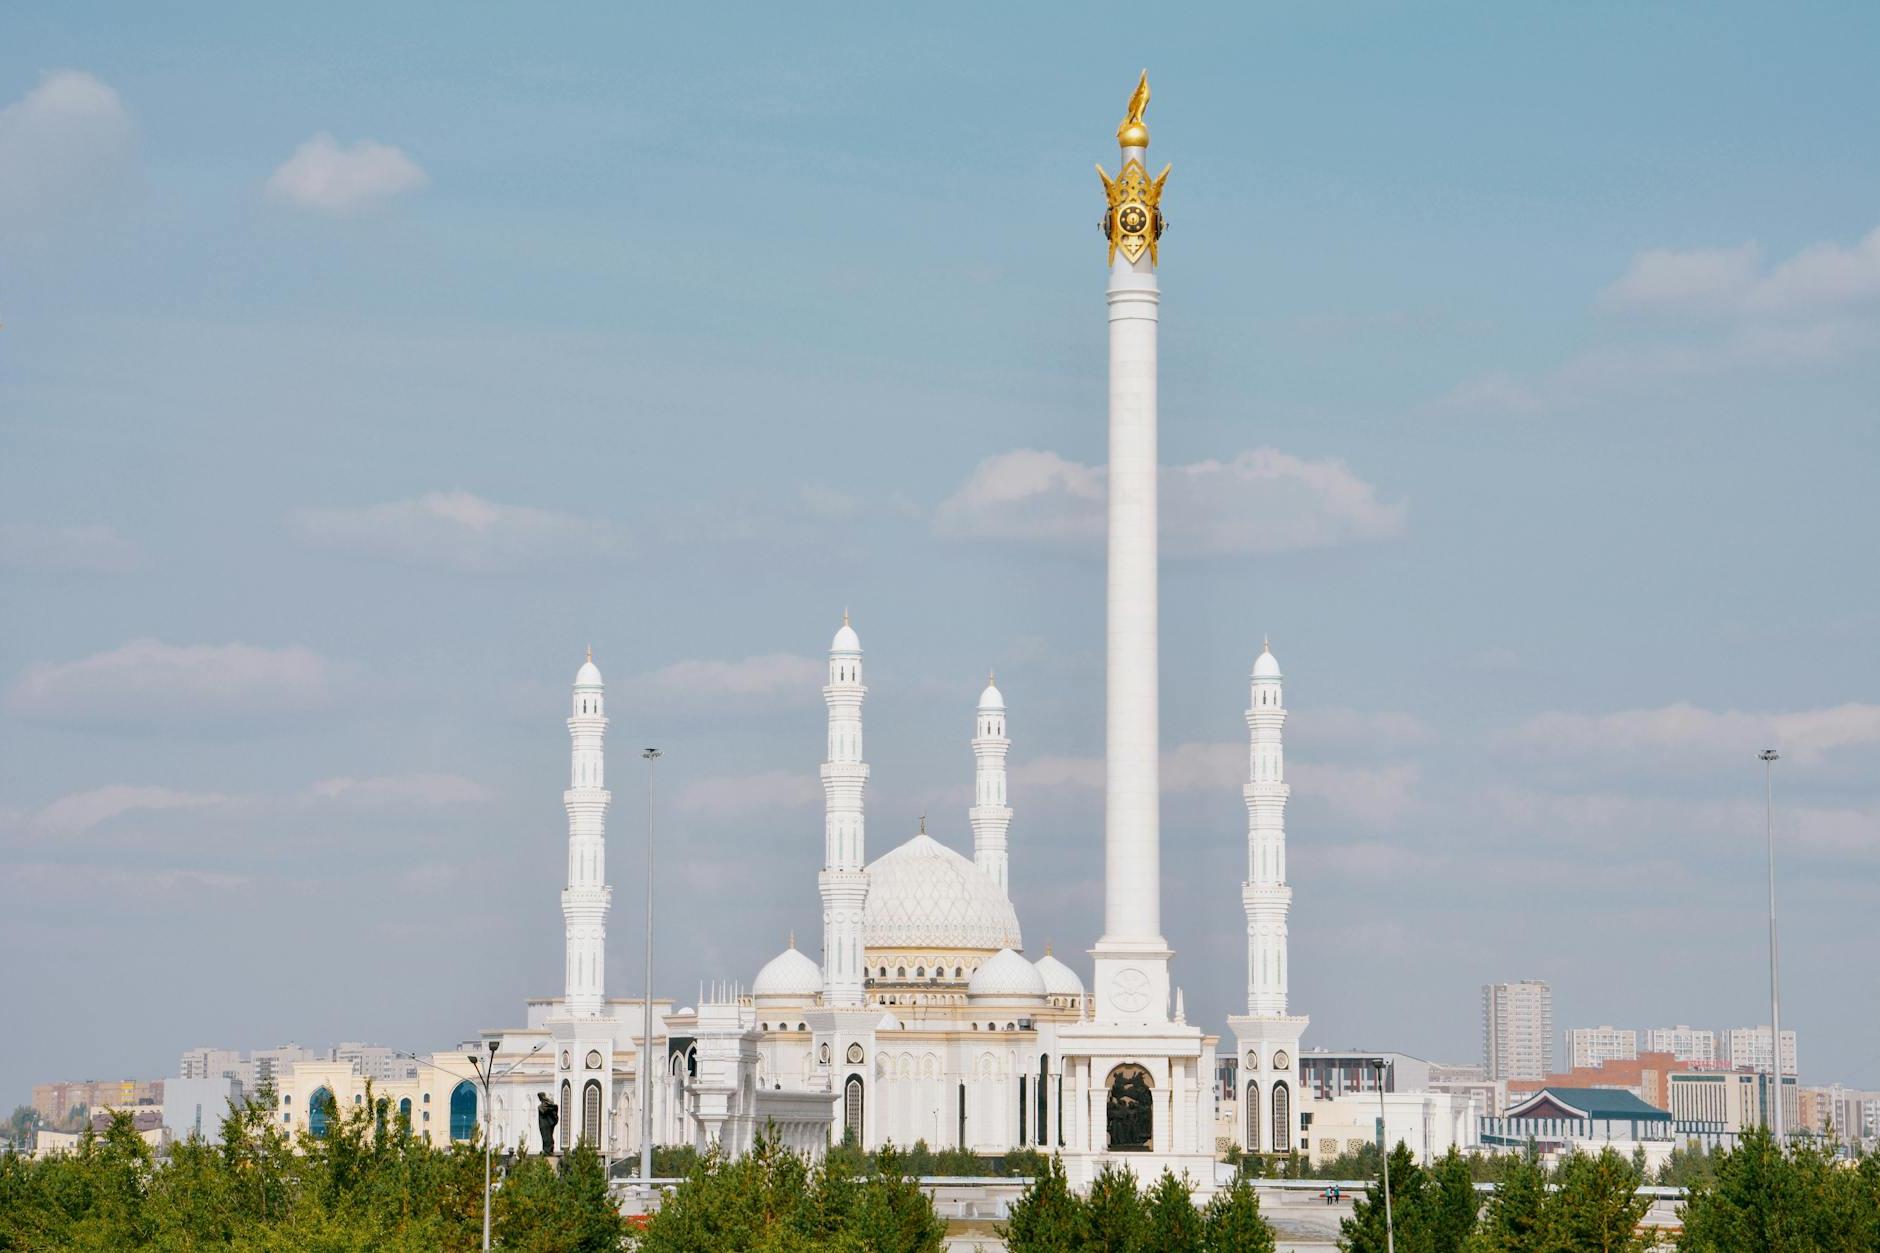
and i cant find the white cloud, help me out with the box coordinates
[6,639,343,727]
[265,132,427,214]
[28,785,232,837]
[1507,702,1880,766]
[1290,762,1421,827]
[674,769,820,819]
[1288,707,1434,751]
[1422,372,1545,417]
[1015,744,1418,826]
[933,448,1405,556]
[0,70,133,227]
[1600,242,1763,314]
[1439,224,1880,413]
[290,490,619,574]
[631,654,823,704]
[0,523,140,573]
[303,774,492,809]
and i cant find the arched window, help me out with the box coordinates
[897,966,906,979]
[1245,1082,1261,1152]
[1105,1065,1152,1152]
[398,1096,412,1124]
[916,966,925,978]
[582,1080,601,1146]
[843,1075,864,1145]
[449,1080,477,1142]
[1271,1081,1291,1155]
[559,1080,571,1151]
[308,1087,334,1138]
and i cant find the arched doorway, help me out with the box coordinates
[1245,1081,1261,1152]
[1271,1081,1291,1155]
[582,1080,602,1146]
[1105,1064,1153,1151]
[308,1087,334,1138]
[449,1080,477,1142]
[843,1075,864,1145]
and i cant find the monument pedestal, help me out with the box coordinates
[1226,1013,1309,1157]
[1058,1007,1218,1195]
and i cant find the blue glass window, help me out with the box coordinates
[449,1080,477,1141]
[308,1087,334,1138]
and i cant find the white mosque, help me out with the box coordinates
[276,73,1313,1184]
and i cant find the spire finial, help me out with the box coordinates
[918,813,926,835]
[988,667,996,684]
[1045,942,1053,957]
[1262,634,1270,654]
[788,930,795,950]
[586,643,593,663]
[842,607,850,627]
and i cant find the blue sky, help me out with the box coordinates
[3,4,1877,1106]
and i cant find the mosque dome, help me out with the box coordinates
[576,650,603,687]
[1033,951,1085,998]
[863,833,1021,953]
[967,948,1047,1002]
[979,674,1005,710]
[1252,640,1281,679]
[752,941,823,1001]
[832,612,860,653]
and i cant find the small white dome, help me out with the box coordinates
[832,611,860,653]
[1033,951,1085,997]
[1252,639,1281,679]
[863,833,1022,953]
[979,673,1005,710]
[752,943,822,1001]
[968,948,1047,1002]
[575,651,603,687]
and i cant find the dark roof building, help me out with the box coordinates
[1482,1086,1674,1150]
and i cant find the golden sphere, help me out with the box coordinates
[1116,120,1150,148]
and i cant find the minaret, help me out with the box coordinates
[970,672,1012,894]
[1092,70,1174,1025]
[562,648,612,1017]
[1243,640,1291,1014]
[817,612,868,1007]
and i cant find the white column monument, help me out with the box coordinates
[970,673,1012,894]
[1060,73,1217,1193]
[1227,640,1310,1156]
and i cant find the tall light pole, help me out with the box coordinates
[1760,747,1784,1145]
[1374,1057,1394,1253]
[467,1041,499,1253]
[640,747,661,1185]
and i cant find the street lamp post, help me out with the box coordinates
[399,1042,541,1253]
[467,1041,498,1253]
[1760,747,1784,1145]
[1374,1058,1394,1253]
[640,747,662,1187]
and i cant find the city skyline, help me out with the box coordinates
[4,4,1879,1108]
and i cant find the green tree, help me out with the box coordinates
[1083,1163,1146,1253]
[1001,1154,1088,1253]
[1142,1170,1203,1253]
[1679,1126,1880,1253]
[1339,1143,1424,1253]
[841,1143,947,1253]
[1546,1148,1649,1252]
[1471,1144,1549,1252]
[1425,1147,1479,1252]
[1200,1176,1276,1253]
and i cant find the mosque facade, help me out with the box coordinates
[276,72,1312,1183]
